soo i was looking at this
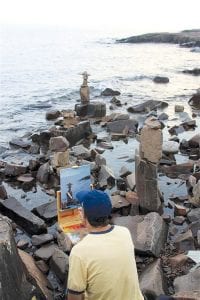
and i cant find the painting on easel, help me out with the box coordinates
[60,165,91,209]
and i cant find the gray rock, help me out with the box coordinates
[9,138,31,149]
[188,92,200,109]
[158,112,169,120]
[34,243,58,261]
[95,154,106,166]
[0,184,7,199]
[107,119,138,133]
[139,259,166,298]
[174,267,200,293]
[37,162,51,184]
[98,165,115,188]
[49,136,69,152]
[175,105,184,112]
[46,110,61,120]
[183,68,200,75]
[188,133,200,148]
[4,163,27,176]
[187,208,200,222]
[50,248,69,282]
[35,260,49,274]
[17,239,29,250]
[162,141,179,154]
[0,217,38,299]
[153,76,169,83]
[75,102,106,118]
[188,220,200,237]
[101,88,120,96]
[72,145,91,159]
[0,197,47,235]
[127,100,168,113]
[32,233,54,246]
[32,200,57,221]
[174,230,195,251]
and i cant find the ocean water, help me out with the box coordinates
[1,25,200,149]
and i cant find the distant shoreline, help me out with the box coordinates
[117,29,200,47]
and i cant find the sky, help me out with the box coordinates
[0,0,199,34]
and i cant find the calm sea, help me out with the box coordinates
[1,25,200,148]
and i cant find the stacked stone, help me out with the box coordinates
[136,116,163,212]
[49,136,70,169]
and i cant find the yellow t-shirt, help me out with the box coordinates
[67,225,144,300]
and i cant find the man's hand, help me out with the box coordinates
[67,292,84,300]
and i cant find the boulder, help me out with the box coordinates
[174,268,200,293]
[136,156,161,212]
[161,162,194,178]
[34,243,58,261]
[9,138,31,149]
[49,136,69,152]
[32,200,57,222]
[111,195,130,210]
[0,217,38,299]
[51,151,69,168]
[188,133,200,148]
[107,119,138,134]
[37,162,51,184]
[98,165,115,188]
[127,100,168,113]
[0,197,47,235]
[174,230,195,251]
[19,249,53,299]
[50,248,69,283]
[101,88,120,96]
[113,212,168,257]
[162,141,179,154]
[187,208,200,222]
[75,102,106,118]
[35,260,49,274]
[4,163,27,176]
[72,145,91,159]
[0,184,7,199]
[188,92,200,109]
[169,254,188,268]
[139,259,166,298]
[46,110,61,120]
[126,173,136,190]
[188,221,200,237]
[153,76,169,83]
[32,233,54,247]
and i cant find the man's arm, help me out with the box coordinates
[67,291,84,300]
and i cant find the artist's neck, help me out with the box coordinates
[87,224,111,233]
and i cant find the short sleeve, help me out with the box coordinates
[67,252,87,294]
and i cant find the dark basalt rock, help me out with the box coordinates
[46,110,61,120]
[0,197,47,235]
[183,68,200,76]
[188,92,200,109]
[127,100,168,113]
[153,76,169,83]
[101,88,120,96]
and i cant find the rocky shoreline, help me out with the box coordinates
[0,78,200,299]
[117,29,200,48]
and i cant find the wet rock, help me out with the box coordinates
[107,119,138,134]
[4,163,27,176]
[98,165,115,188]
[50,248,69,283]
[188,92,200,109]
[187,208,200,222]
[46,110,61,120]
[139,259,166,298]
[0,184,7,199]
[175,105,184,112]
[49,136,69,152]
[72,145,91,159]
[168,254,188,268]
[110,96,122,106]
[127,100,168,113]
[174,230,195,251]
[162,141,179,154]
[0,197,47,235]
[174,267,200,294]
[136,157,161,212]
[153,76,169,83]
[37,162,51,184]
[19,249,53,299]
[34,243,58,261]
[101,88,120,96]
[183,68,200,75]
[0,217,38,299]
[32,233,54,247]
[32,200,57,222]
[75,102,106,118]
[9,138,31,149]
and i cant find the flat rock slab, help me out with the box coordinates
[32,200,57,221]
[174,267,200,293]
[139,259,166,297]
[0,217,38,299]
[34,243,58,261]
[113,212,168,257]
[4,163,27,176]
[0,197,47,235]
[32,233,54,247]
[127,100,168,113]
[107,119,138,133]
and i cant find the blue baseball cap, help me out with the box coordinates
[76,189,112,218]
